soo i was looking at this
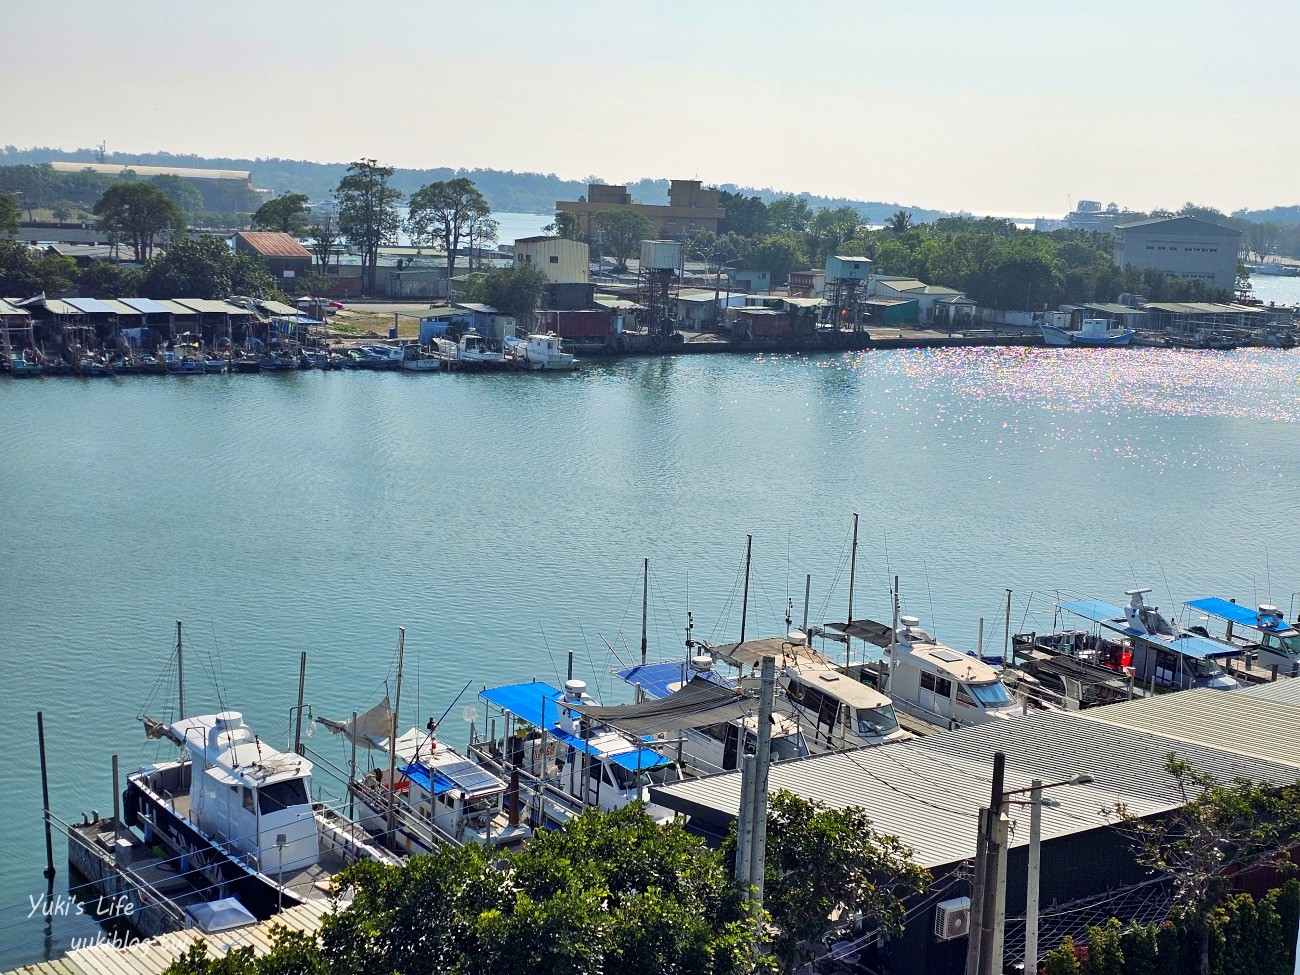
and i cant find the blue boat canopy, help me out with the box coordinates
[1059,600,1241,659]
[480,682,672,772]
[615,659,737,700]
[1187,597,1298,635]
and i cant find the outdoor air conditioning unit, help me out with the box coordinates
[934,896,972,941]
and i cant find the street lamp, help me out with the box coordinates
[966,752,1092,975]
[1003,774,1093,975]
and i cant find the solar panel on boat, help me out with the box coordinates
[437,759,504,795]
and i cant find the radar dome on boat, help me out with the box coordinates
[563,679,587,700]
[213,712,243,729]
[787,630,807,645]
[689,655,714,671]
[900,615,921,628]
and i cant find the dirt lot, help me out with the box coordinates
[323,303,432,340]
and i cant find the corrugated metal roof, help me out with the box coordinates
[1078,683,1300,769]
[154,300,197,316]
[258,300,298,316]
[118,297,173,315]
[651,701,1300,869]
[1085,303,1147,316]
[172,299,248,315]
[235,232,313,260]
[64,297,117,315]
[0,298,30,317]
[97,299,144,316]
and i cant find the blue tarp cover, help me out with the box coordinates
[614,659,737,700]
[480,681,671,772]
[1187,597,1297,634]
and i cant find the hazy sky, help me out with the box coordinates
[2,0,1295,216]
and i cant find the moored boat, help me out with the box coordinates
[1040,318,1135,347]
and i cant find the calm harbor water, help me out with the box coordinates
[2,346,1298,962]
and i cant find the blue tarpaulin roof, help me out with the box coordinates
[1059,600,1240,659]
[614,660,737,700]
[480,681,671,772]
[1187,598,1298,635]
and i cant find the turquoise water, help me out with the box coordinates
[2,347,1298,962]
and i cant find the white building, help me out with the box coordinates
[1112,216,1241,292]
[868,275,966,323]
[513,236,590,285]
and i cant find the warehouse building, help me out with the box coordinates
[1112,216,1242,292]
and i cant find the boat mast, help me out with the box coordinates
[847,513,859,667]
[739,535,752,645]
[641,557,649,666]
[802,574,811,636]
[175,620,184,719]
[386,627,405,839]
[1004,589,1013,662]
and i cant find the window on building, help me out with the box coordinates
[549,255,559,264]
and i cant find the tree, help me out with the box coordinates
[1112,754,1300,975]
[93,182,185,262]
[149,174,204,214]
[407,177,490,281]
[552,209,581,240]
[463,263,549,321]
[718,191,769,237]
[0,190,18,237]
[887,209,913,233]
[317,804,768,975]
[139,235,279,300]
[306,210,342,276]
[749,233,808,287]
[253,192,311,234]
[79,259,141,298]
[592,208,655,271]
[0,239,77,297]
[463,210,499,271]
[741,790,929,971]
[335,159,403,296]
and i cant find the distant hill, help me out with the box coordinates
[0,145,947,224]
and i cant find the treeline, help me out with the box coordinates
[670,198,1233,305]
[0,146,944,221]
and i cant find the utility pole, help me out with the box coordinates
[1025,779,1043,975]
[735,753,756,888]
[970,751,1008,975]
[749,655,777,906]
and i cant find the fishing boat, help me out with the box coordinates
[505,332,577,371]
[1185,597,1300,676]
[257,349,300,372]
[436,332,505,369]
[1049,589,1241,692]
[399,345,440,372]
[127,709,399,921]
[467,679,683,829]
[316,699,531,855]
[165,349,206,375]
[9,351,43,376]
[1040,318,1135,347]
[611,656,810,773]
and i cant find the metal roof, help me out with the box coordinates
[257,299,299,316]
[235,231,313,260]
[155,299,198,316]
[1077,683,1300,770]
[0,298,30,317]
[1085,303,1148,316]
[119,297,173,315]
[1115,215,1241,235]
[173,299,250,315]
[63,297,117,315]
[651,701,1300,869]
[96,299,143,316]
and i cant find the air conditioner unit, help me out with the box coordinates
[934,896,971,941]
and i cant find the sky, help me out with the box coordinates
[2,0,1296,217]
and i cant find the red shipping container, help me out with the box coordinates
[543,310,613,339]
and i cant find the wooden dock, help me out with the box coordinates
[4,900,333,975]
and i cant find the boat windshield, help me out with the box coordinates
[637,764,679,787]
[1191,657,1226,678]
[1263,633,1300,656]
[856,705,900,737]
[772,732,809,761]
[968,681,1014,708]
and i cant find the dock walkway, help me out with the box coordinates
[4,901,332,975]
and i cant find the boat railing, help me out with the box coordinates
[466,738,587,825]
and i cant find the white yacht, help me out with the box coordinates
[519,332,577,370]
[880,616,1024,728]
[128,711,397,921]
[436,332,504,368]
[779,662,913,751]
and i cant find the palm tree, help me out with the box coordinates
[887,209,913,233]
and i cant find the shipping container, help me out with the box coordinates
[540,310,613,339]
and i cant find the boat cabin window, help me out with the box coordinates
[637,764,678,787]
[771,733,809,761]
[241,786,256,814]
[855,706,899,737]
[258,778,309,814]
[955,685,977,707]
[920,672,953,698]
[606,763,638,792]
[1263,633,1300,655]
[967,681,1014,708]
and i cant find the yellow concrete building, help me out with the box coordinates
[557,180,725,238]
